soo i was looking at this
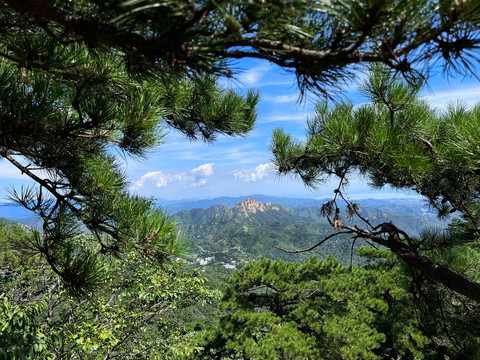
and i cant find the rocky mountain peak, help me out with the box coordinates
[234,198,281,217]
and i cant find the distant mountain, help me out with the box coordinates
[176,198,336,266]
[175,198,447,269]
[0,196,449,256]
[0,216,21,227]
[158,194,329,213]
[0,203,43,230]
[355,198,438,217]
[0,195,441,222]
[159,194,439,217]
[175,198,312,227]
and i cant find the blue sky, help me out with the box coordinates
[2,59,480,202]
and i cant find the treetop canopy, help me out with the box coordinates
[5,0,480,95]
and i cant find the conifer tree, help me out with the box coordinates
[4,0,480,95]
[0,32,259,291]
[271,65,480,303]
[196,257,432,359]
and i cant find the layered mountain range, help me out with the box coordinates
[0,196,448,268]
[175,197,448,268]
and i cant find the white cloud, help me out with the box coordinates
[192,163,214,177]
[133,171,169,189]
[233,163,276,183]
[132,163,215,190]
[238,64,271,86]
[191,162,214,187]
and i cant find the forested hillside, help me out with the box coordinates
[1,197,458,359]
[175,198,447,266]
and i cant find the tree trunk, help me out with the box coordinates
[386,237,480,303]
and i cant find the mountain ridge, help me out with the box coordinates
[174,197,445,232]
[157,194,434,216]
[174,197,448,268]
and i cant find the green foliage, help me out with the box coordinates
[271,64,480,304]
[0,224,219,359]
[4,1,480,94]
[195,256,428,360]
[193,230,480,359]
[0,295,49,360]
[0,14,258,290]
[0,223,29,269]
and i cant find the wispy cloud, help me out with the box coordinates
[132,163,215,190]
[233,163,276,182]
[237,64,271,86]
[263,94,299,104]
[221,79,294,89]
[423,87,480,108]
[261,113,309,123]
[157,141,270,165]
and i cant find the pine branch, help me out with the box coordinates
[274,231,354,253]
[0,147,78,214]
[5,0,480,94]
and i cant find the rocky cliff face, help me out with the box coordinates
[233,198,282,217]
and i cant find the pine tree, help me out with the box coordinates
[0,33,259,291]
[195,256,432,360]
[4,0,480,95]
[271,64,480,303]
